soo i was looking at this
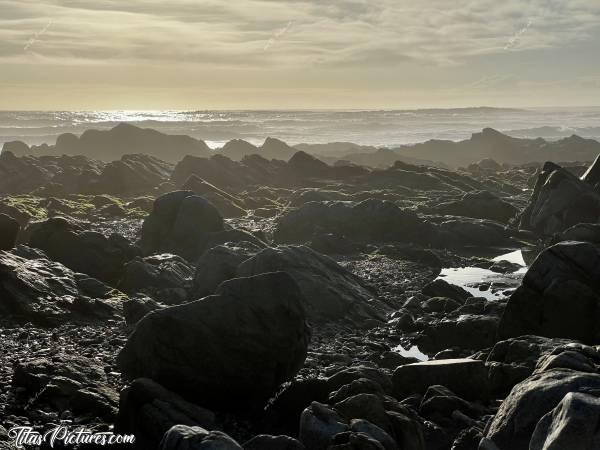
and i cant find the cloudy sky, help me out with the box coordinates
[1,0,600,109]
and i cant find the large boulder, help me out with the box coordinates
[52,123,211,162]
[392,359,489,401]
[192,242,260,298]
[498,241,600,344]
[434,217,514,247]
[140,191,224,261]
[482,369,600,450]
[518,161,600,235]
[556,222,600,243]
[117,272,310,407]
[0,213,19,250]
[93,154,173,194]
[180,175,247,218]
[0,247,124,325]
[237,245,389,324]
[529,392,600,450]
[119,253,194,305]
[433,190,518,223]
[485,335,575,396]
[117,378,216,450]
[28,217,139,285]
[13,355,119,422]
[159,425,242,450]
[0,151,51,193]
[274,199,429,245]
[287,151,331,178]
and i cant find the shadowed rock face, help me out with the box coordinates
[92,154,174,195]
[5,123,212,162]
[484,368,600,450]
[275,199,430,245]
[140,191,224,261]
[396,128,600,168]
[0,246,124,325]
[433,190,518,223]
[237,245,390,325]
[0,213,20,250]
[499,241,600,344]
[117,272,310,408]
[519,161,600,235]
[28,216,139,285]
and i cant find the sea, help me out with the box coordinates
[1,107,600,150]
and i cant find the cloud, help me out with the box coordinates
[0,0,598,69]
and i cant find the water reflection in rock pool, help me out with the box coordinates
[437,249,528,300]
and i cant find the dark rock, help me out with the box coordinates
[485,335,574,396]
[299,402,348,450]
[556,222,600,243]
[0,214,19,250]
[529,392,600,450]
[498,241,600,343]
[392,359,489,401]
[421,297,462,313]
[29,217,139,285]
[434,218,514,247]
[119,253,194,304]
[243,435,305,450]
[170,154,286,192]
[518,161,600,235]
[13,356,118,421]
[334,394,391,433]
[482,369,600,450]
[0,248,123,325]
[274,199,430,245]
[237,245,389,325]
[192,243,260,298]
[328,379,386,404]
[418,385,483,426]
[288,151,331,178]
[123,295,164,325]
[327,366,393,395]
[434,190,518,223]
[93,154,173,194]
[328,431,386,449]
[159,425,242,450]
[488,259,522,274]
[117,272,310,408]
[51,123,211,162]
[416,314,499,353]
[117,378,215,450]
[2,140,30,155]
[421,279,471,302]
[349,420,398,450]
[264,378,330,437]
[181,175,247,218]
[140,191,224,261]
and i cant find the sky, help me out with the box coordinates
[1,0,600,110]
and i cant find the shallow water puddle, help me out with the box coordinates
[437,249,528,300]
[393,344,429,361]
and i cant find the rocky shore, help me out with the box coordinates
[2,125,600,449]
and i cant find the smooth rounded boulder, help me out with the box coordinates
[140,191,224,261]
[117,272,310,408]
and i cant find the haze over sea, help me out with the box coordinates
[2,107,600,150]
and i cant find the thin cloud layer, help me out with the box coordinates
[0,0,599,108]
